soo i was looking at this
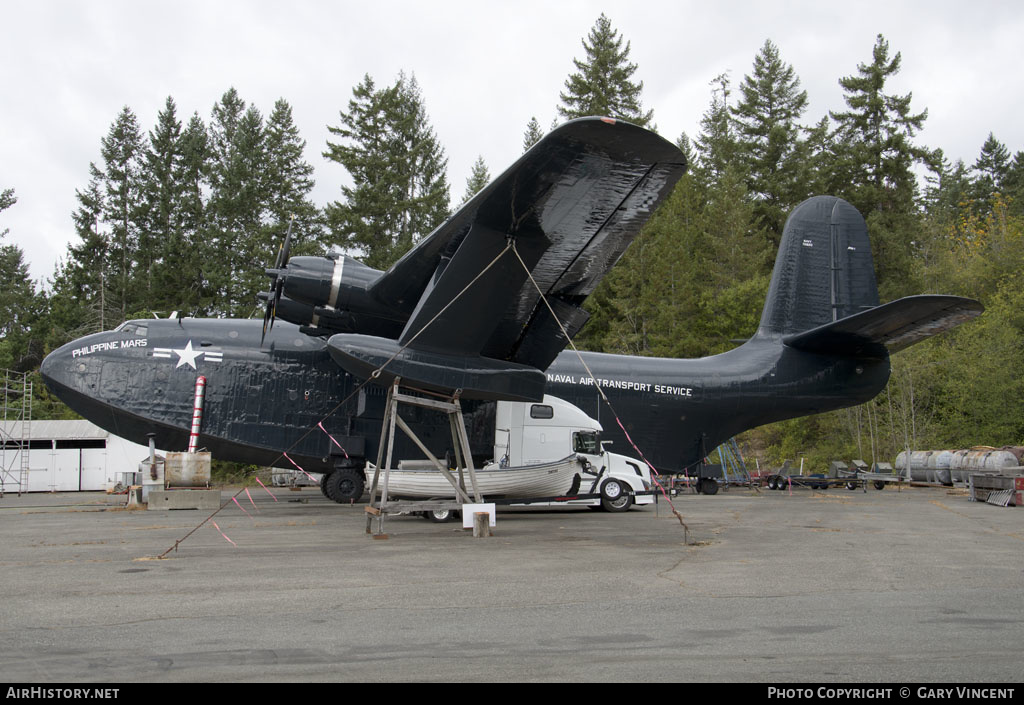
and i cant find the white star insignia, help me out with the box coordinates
[174,340,203,369]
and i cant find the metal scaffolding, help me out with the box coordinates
[1,369,32,496]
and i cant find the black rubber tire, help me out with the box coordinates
[424,508,459,523]
[319,475,333,499]
[600,478,632,512]
[324,468,365,503]
[701,478,719,495]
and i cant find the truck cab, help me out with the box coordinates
[493,396,653,511]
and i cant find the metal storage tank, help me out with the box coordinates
[927,450,954,485]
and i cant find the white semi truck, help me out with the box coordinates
[395,396,654,521]
[493,395,654,512]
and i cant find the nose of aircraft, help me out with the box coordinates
[39,331,113,397]
[39,340,72,392]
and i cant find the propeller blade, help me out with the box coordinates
[261,215,295,346]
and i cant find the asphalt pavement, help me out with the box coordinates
[0,483,1021,683]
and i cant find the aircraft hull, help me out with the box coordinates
[40,319,890,475]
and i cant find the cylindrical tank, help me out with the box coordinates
[984,450,1020,472]
[895,447,1024,485]
[927,450,953,485]
[950,450,970,483]
[910,450,933,482]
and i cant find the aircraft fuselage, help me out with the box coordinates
[41,317,890,474]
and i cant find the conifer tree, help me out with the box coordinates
[0,189,42,371]
[523,117,544,152]
[138,97,186,310]
[207,90,270,315]
[732,40,811,242]
[694,74,739,183]
[969,133,1010,215]
[829,34,936,215]
[65,169,112,332]
[264,97,315,233]
[0,188,14,237]
[59,108,145,331]
[169,113,212,314]
[557,14,653,127]
[922,153,972,234]
[99,107,145,320]
[461,155,490,204]
[829,34,937,298]
[325,72,450,269]
[1004,151,1024,217]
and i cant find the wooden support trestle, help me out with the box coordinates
[364,378,483,536]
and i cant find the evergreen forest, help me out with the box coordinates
[3,15,1023,472]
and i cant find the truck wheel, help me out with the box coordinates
[325,468,365,503]
[700,478,719,495]
[600,478,632,512]
[874,481,886,491]
[846,481,857,491]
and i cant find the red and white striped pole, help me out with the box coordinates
[188,375,207,453]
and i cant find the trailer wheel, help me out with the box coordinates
[874,481,886,491]
[425,508,459,523]
[600,479,632,512]
[699,478,719,495]
[846,481,858,491]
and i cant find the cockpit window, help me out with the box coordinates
[116,321,148,337]
[573,430,601,454]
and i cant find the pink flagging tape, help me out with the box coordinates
[614,417,661,476]
[254,476,278,501]
[614,416,687,526]
[211,521,236,547]
[232,496,253,519]
[318,422,349,458]
[244,487,260,512]
[284,452,320,484]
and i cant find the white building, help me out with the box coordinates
[0,420,157,493]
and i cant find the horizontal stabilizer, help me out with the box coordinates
[783,295,984,357]
[327,334,545,402]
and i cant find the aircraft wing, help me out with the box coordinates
[783,294,984,357]
[328,117,687,400]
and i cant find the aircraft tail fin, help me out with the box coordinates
[757,196,879,338]
[757,195,983,353]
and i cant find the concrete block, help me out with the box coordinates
[146,488,221,511]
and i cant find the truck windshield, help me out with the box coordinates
[573,431,601,454]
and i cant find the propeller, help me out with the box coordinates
[261,216,295,344]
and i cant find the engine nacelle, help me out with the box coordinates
[264,254,405,337]
[270,255,377,308]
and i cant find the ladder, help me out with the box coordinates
[364,378,482,537]
[1,369,32,496]
[713,438,751,487]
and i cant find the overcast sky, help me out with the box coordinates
[3,0,1023,284]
